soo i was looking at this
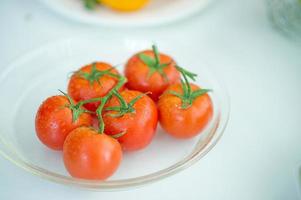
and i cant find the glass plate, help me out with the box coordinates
[0,36,229,190]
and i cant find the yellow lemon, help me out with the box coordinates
[100,0,149,12]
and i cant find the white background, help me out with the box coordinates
[0,0,301,199]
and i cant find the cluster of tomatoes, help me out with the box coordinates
[35,45,213,180]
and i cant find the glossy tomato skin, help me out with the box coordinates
[125,50,180,101]
[68,62,123,112]
[35,95,92,150]
[103,90,158,151]
[63,127,122,180]
[158,83,213,139]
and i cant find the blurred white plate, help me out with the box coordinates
[40,0,212,27]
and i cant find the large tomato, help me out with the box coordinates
[158,83,213,139]
[103,90,158,151]
[35,95,92,150]
[125,45,180,101]
[68,62,123,112]
[63,127,122,180]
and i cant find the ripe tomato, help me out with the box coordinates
[63,127,122,180]
[125,46,180,101]
[158,83,213,139]
[35,95,92,150]
[103,90,158,151]
[100,0,149,11]
[68,62,123,112]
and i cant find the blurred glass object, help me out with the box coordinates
[267,0,301,40]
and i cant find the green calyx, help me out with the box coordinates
[61,76,127,132]
[76,63,120,85]
[168,66,211,109]
[62,70,128,136]
[83,0,99,10]
[138,45,170,81]
[59,90,93,123]
[105,90,149,118]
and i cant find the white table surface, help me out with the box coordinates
[0,0,301,199]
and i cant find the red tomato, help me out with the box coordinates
[68,62,123,112]
[63,127,122,180]
[125,47,180,101]
[158,83,213,139]
[103,90,158,151]
[35,95,92,150]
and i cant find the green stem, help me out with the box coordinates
[78,97,102,107]
[96,96,108,134]
[182,72,191,97]
[152,45,160,67]
[106,71,121,79]
[84,0,98,10]
[95,76,126,133]
[112,90,128,110]
[174,66,211,109]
